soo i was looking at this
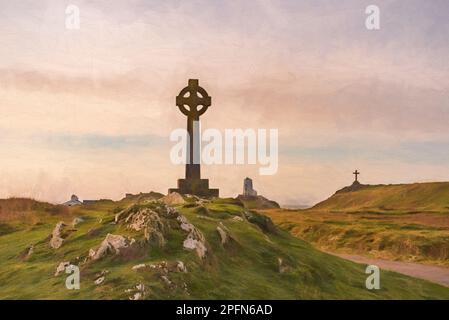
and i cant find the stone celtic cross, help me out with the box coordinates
[176,79,211,179]
[169,79,219,197]
[176,79,211,121]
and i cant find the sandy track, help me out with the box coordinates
[334,253,449,287]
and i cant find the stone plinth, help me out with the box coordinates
[169,178,219,198]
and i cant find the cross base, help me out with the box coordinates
[169,178,219,198]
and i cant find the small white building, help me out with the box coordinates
[63,194,82,206]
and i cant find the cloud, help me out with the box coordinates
[0,0,448,205]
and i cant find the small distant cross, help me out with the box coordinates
[353,170,360,182]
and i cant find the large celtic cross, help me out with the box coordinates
[175,79,212,180]
[176,79,211,120]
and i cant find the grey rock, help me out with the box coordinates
[50,221,66,249]
[161,192,185,205]
[116,207,168,248]
[90,234,130,261]
[178,215,207,259]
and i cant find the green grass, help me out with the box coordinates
[312,182,449,213]
[266,209,449,266]
[263,182,449,266]
[0,197,449,299]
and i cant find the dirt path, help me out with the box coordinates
[333,253,449,287]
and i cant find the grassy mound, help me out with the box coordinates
[312,182,449,214]
[0,197,448,299]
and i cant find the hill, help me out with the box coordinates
[311,181,449,213]
[0,197,448,299]
[265,181,449,267]
[236,195,280,209]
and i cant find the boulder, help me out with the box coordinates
[90,234,130,261]
[50,221,66,249]
[178,215,193,232]
[161,192,186,205]
[177,215,207,259]
[183,237,207,259]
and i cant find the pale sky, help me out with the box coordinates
[1,0,449,205]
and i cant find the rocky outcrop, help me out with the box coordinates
[177,215,207,259]
[50,221,66,249]
[237,195,280,209]
[112,202,207,259]
[183,232,207,259]
[116,206,169,248]
[161,192,186,205]
[89,234,131,261]
[244,211,278,234]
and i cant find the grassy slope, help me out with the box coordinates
[312,182,449,213]
[0,198,449,299]
[265,182,449,266]
[266,209,449,266]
